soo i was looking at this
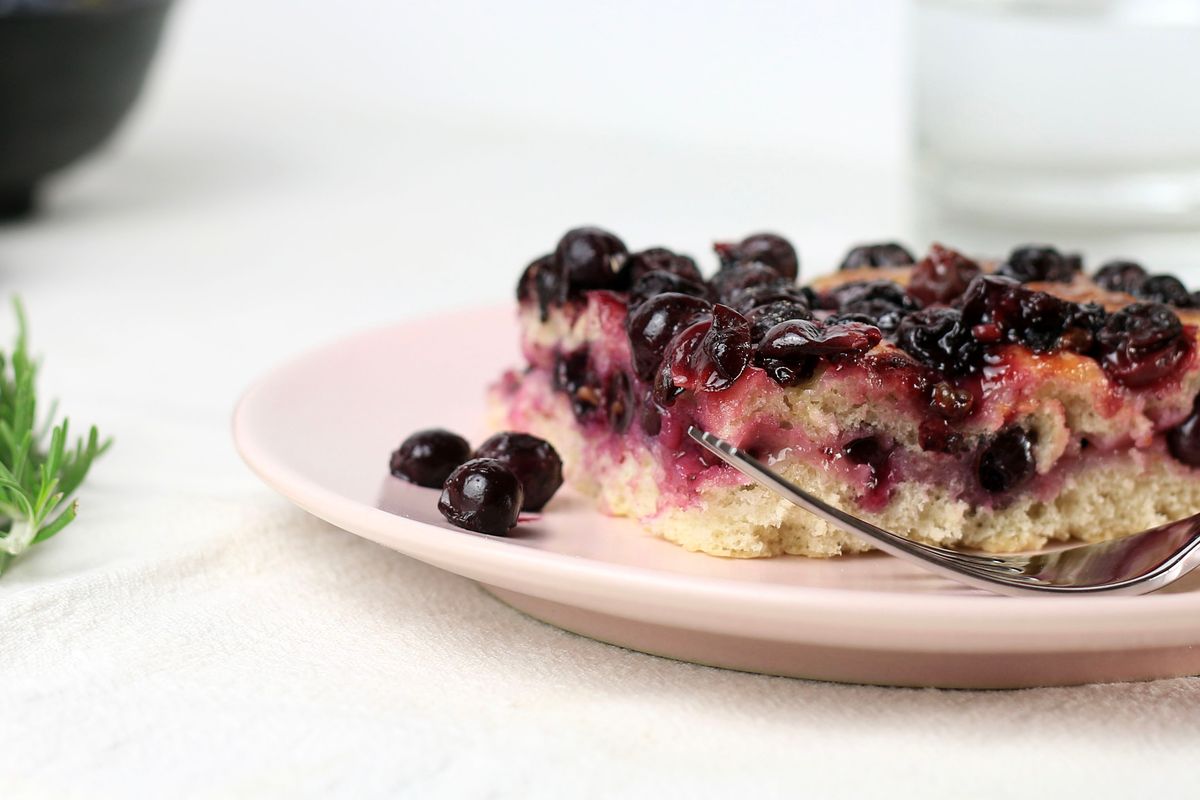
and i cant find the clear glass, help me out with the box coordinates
[914,0,1200,232]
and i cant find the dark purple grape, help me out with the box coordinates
[995,245,1077,284]
[746,299,814,343]
[977,427,1037,494]
[1167,398,1200,467]
[628,270,709,309]
[907,243,982,305]
[714,233,799,280]
[838,242,916,270]
[893,307,981,376]
[625,292,714,381]
[1139,275,1194,307]
[618,247,703,287]
[709,262,786,302]
[755,319,882,387]
[1095,303,1191,388]
[1094,260,1147,294]
[474,432,564,511]
[390,429,472,488]
[438,458,524,535]
[554,226,628,297]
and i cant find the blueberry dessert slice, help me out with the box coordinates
[503,227,1200,559]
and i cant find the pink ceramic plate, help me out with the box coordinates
[234,306,1200,688]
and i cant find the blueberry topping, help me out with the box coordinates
[618,247,703,288]
[554,226,628,297]
[929,381,974,420]
[746,298,814,343]
[474,432,564,511]
[517,254,552,309]
[907,243,982,306]
[1139,274,1194,308]
[437,458,524,535]
[628,269,710,309]
[709,262,786,302]
[823,279,920,334]
[893,307,981,376]
[1167,397,1200,467]
[390,429,472,488]
[725,283,812,316]
[1094,260,1147,294]
[755,319,882,387]
[838,242,916,270]
[714,233,799,280]
[1095,302,1191,388]
[626,292,714,381]
[658,305,752,399]
[957,275,1102,355]
[995,245,1078,284]
[977,427,1037,494]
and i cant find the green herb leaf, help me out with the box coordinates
[0,298,110,575]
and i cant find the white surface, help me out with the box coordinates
[1,0,1199,797]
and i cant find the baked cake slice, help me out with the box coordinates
[492,227,1200,558]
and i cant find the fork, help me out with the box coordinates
[687,426,1200,596]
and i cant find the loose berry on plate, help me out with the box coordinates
[438,458,524,535]
[390,429,472,488]
[838,242,915,270]
[977,427,1037,494]
[907,243,982,305]
[474,432,564,511]
[554,226,628,296]
[1094,260,1147,294]
[626,292,714,381]
[714,233,799,280]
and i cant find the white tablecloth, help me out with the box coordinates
[3,2,1199,797]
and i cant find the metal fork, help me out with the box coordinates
[687,426,1200,596]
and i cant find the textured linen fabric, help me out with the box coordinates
[3,2,1200,797]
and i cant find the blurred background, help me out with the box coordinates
[2,0,1199,370]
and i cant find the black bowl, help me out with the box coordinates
[0,0,173,219]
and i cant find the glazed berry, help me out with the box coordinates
[726,283,812,316]
[929,381,974,421]
[995,245,1077,284]
[824,279,920,333]
[746,298,814,343]
[1139,275,1194,307]
[977,427,1037,494]
[554,226,628,296]
[714,233,799,280]
[1094,260,1147,294]
[838,242,916,270]
[755,319,882,387]
[893,307,981,376]
[658,305,752,399]
[709,262,786,302]
[438,458,524,535]
[1167,398,1200,467]
[907,243,982,306]
[957,275,1099,355]
[628,269,709,309]
[390,429,472,488]
[1095,302,1191,388]
[618,247,703,287]
[626,292,714,381]
[474,432,564,511]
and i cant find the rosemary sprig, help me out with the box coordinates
[0,298,110,576]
